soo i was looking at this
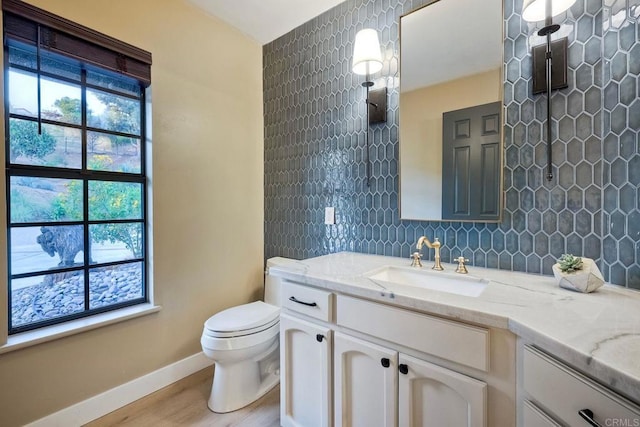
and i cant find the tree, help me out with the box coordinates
[87,131,100,153]
[93,93,138,134]
[55,97,101,154]
[54,97,82,124]
[92,92,139,155]
[89,175,144,258]
[54,96,105,153]
[9,119,56,163]
[92,222,143,259]
[53,156,143,258]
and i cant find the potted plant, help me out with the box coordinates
[552,254,604,293]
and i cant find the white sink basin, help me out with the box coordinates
[366,266,488,297]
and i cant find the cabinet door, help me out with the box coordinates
[280,313,332,427]
[334,332,398,427]
[398,354,487,427]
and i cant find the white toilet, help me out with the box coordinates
[200,257,293,413]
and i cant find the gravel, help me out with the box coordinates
[11,263,142,328]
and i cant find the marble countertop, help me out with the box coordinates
[269,252,640,404]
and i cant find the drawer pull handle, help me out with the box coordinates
[289,296,317,307]
[578,409,601,427]
[316,334,324,342]
[399,364,409,375]
[381,358,390,368]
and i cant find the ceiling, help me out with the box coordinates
[188,0,502,92]
[188,0,347,45]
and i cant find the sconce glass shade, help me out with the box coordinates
[522,0,577,22]
[352,28,383,76]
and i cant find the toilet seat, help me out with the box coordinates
[204,301,280,338]
[201,320,279,352]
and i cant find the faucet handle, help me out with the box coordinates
[455,256,469,274]
[410,251,423,268]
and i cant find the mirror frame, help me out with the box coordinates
[398,0,505,223]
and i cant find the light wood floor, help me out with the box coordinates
[84,368,280,427]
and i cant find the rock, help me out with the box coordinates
[11,265,143,327]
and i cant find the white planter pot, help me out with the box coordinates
[552,257,604,293]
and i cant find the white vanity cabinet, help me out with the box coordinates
[279,281,334,427]
[519,344,640,427]
[335,295,488,427]
[280,280,507,427]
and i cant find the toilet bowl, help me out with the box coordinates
[200,257,293,413]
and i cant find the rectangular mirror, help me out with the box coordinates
[399,0,504,222]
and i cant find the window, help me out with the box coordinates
[3,0,152,334]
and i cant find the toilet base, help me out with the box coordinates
[208,368,279,413]
[207,339,280,413]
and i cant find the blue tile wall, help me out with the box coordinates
[601,0,640,288]
[263,0,640,288]
[504,0,604,276]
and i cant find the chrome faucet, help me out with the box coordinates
[415,236,444,271]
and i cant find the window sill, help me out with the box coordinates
[0,303,162,355]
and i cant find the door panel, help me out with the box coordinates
[453,146,470,215]
[280,313,332,427]
[398,354,487,427]
[334,332,398,427]
[480,142,500,215]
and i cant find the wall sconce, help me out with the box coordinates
[352,28,387,186]
[522,0,576,181]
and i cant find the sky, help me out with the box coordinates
[9,69,106,117]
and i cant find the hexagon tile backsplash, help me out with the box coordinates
[263,0,640,288]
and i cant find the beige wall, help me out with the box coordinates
[399,68,501,220]
[0,1,265,425]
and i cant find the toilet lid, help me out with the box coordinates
[204,301,280,335]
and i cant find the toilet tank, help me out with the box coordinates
[264,257,296,307]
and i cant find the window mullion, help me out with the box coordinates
[81,69,88,171]
[36,25,42,135]
[7,114,142,141]
[4,45,14,337]
[81,68,90,312]
[140,90,148,304]
[5,63,141,101]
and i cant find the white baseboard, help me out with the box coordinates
[26,352,214,427]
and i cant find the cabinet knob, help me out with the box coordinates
[578,409,602,427]
[381,358,390,368]
[316,334,324,342]
[399,364,409,375]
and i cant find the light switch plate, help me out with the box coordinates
[324,207,335,225]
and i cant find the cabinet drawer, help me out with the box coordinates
[522,400,560,427]
[523,345,640,426]
[281,281,333,322]
[336,294,489,372]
